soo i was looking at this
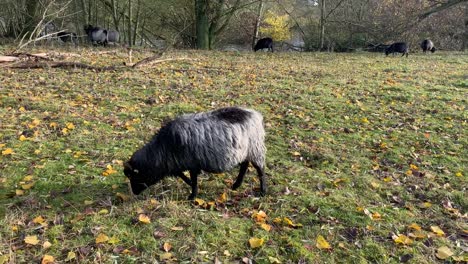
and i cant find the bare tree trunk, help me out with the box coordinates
[252,0,263,50]
[464,2,468,50]
[80,0,89,25]
[128,0,132,46]
[133,0,141,46]
[319,0,326,50]
[24,0,39,37]
[110,0,120,31]
[195,0,209,49]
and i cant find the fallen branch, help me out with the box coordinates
[5,52,52,61]
[0,56,20,63]
[4,61,118,71]
[1,50,193,71]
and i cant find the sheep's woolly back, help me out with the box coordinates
[132,107,266,177]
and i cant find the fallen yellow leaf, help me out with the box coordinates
[436,246,453,260]
[23,175,34,181]
[41,255,54,264]
[108,236,120,244]
[138,214,151,224]
[408,223,421,231]
[163,242,172,252]
[160,252,173,261]
[102,165,117,176]
[252,211,267,223]
[393,234,413,245]
[19,135,27,141]
[408,230,426,239]
[430,226,445,236]
[216,192,227,203]
[98,209,109,214]
[194,198,205,206]
[24,235,40,245]
[316,235,331,250]
[260,223,272,232]
[65,251,76,261]
[95,233,109,244]
[371,212,382,220]
[42,241,52,249]
[2,148,13,155]
[249,237,264,249]
[171,226,184,231]
[21,182,35,190]
[66,123,75,129]
[33,216,45,224]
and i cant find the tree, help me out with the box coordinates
[259,11,291,41]
[195,0,256,49]
[251,0,264,49]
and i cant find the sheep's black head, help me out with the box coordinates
[385,48,390,56]
[123,160,156,195]
[431,47,436,53]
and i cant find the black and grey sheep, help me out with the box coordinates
[124,107,267,200]
[421,39,436,53]
[385,42,409,57]
[84,25,119,46]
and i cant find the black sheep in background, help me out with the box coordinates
[385,42,409,57]
[254,37,274,52]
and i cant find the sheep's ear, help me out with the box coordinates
[124,161,132,170]
[124,161,139,174]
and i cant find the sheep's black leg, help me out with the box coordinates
[177,172,192,186]
[232,161,249,190]
[187,170,200,200]
[252,162,267,196]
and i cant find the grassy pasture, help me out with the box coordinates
[0,47,467,263]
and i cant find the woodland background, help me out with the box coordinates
[0,0,467,51]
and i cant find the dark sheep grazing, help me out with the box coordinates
[421,39,436,53]
[57,32,77,44]
[106,30,120,44]
[254,37,274,52]
[385,42,409,57]
[84,24,108,46]
[124,107,267,200]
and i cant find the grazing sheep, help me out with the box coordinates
[421,39,436,53]
[254,37,274,52]
[84,24,107,46]
[106,30,120,45]
[385,42,409,57]
[124,107,267,200]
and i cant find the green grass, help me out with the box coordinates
[0,47,467,263]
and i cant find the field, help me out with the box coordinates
[0,47,467,263]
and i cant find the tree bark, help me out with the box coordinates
[195,0,210,49]
[24,0,39,37]
[463,2,468,50]
[319,0,326,50]
[110,0,120,31]
[252,0,264,50]
[133,0,141,46]
[419,0,467,20]
[128,0,132,46]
